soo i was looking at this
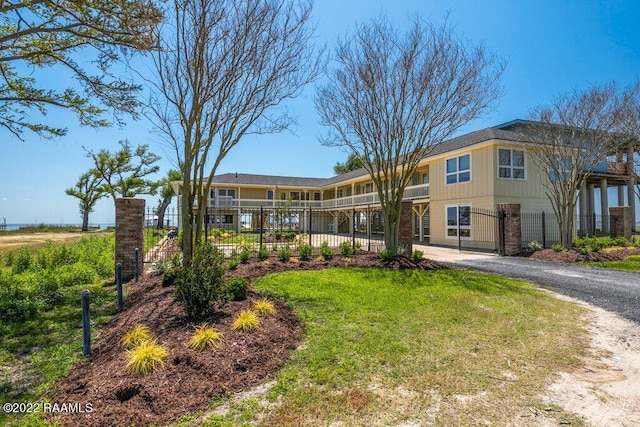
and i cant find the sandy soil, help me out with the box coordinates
[0,231,109,251]
[542,291,640,426]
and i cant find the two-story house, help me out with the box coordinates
[171,120,637,250]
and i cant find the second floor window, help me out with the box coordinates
[446,154,471,184]
[498,148,525,179]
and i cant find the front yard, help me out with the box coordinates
[1,237,593,426]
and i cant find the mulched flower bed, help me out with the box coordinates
[50,253,448,426]
[526,246,640,264]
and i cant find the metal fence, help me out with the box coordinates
[521,212,618,249]
[203,206,386,257]
[143,207,179,264]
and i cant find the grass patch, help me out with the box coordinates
[209,268,587,426]
[588,254,640,272]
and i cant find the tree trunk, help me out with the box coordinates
[181,178,193,266]
[156,197,171,229]
[81,210,89,232]
[382,205,400,253]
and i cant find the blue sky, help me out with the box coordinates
[1,0,640,225]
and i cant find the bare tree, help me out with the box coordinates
[0,0,162,140]
[149,0,322,263]
[315,16,503,252]
[523,83,620,248]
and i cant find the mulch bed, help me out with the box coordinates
[50,254,448,426]
[525,246,640,264]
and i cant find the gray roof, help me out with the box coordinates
[209,123,532,188]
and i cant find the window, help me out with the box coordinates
[446,205,471,239]
[446,154,471,184]
[498,148,525,179]
[218,189,235,198]
[314,192,321,201]
[290,191,300,200]
[365,183,373,193]
[280,192,286,200]
[548,154,572,182]
[337,189,344,198]
[267,190,274,200]
[422,173,429,184]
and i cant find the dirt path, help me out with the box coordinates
[542,291,640,426]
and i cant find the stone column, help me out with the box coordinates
[600,178,609,234]
[609,206,632,239]
[399,201,413,254]
[496,203,521,256]
[115,198,145,281]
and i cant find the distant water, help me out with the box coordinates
[2,223,115,231]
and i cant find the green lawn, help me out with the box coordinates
[588,254,640,272]
[196,268,588,426]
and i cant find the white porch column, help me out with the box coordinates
[579,183,588,234]
[333,213,339,235]
[588,183,596,235]
[600,178,609,234]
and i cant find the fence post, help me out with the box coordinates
[458,208,462,251]
[352,208,356,251]
[542,212,546,249]
[308,207,312,246]
[116,263,123,311]
[205,207,209,241]
[367,205,371,252]
[134,248,139,281]
[498,210,506,256]
[82,290,91,357]
[259,205,264,248]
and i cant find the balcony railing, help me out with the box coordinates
[195,183,429,210]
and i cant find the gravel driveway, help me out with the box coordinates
[453,256,640,324]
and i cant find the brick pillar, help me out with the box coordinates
[115,198,145,281]
[399,201,413,254]
[609,206,632,239]
[496,203,521,256]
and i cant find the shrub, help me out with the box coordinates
[174,242,226,319]
[253,299,276,316]
[12,248,33,274]
[579,247,590,256]
[285,231,296,241]
[227,259,239,270]
[589,240,603,252]
[232,310,260,332]
[170,252,183,268]
[613,236,629,247]
[339,241,354,257]
[54,263,97,287]
[412,250,424,262]
[121,325,153,349]
[320,241,333,260]
[126,340,168,375]
[151,261,170,276]
[275,232,282,240]
[298,242,313,261]
[378,249,395,261]
[551,243,564,252]
[528,240,543,251]
[0,277,42,322]
[4,250,14,267]
[162,268,181,287]
[278,244,292,262]
[258,246,270,261]
[238,248,251,264]
[396,245,408,256]
[224,277,248,301]
[187,325,222,350]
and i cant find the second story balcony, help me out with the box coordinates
[194,183,429,210]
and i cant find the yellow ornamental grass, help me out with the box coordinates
[232,310,260,332]
[253,299,276,316]
[187,325,223,351]
[120,324,152,349]
[126,340,168,375]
